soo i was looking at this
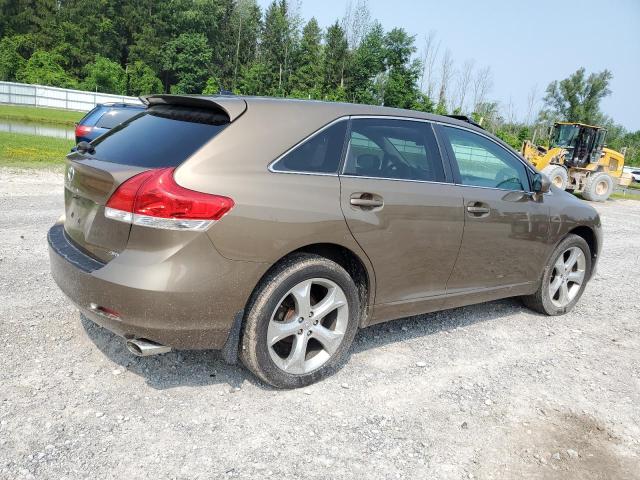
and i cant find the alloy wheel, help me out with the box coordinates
[548,246,586,308]
[267,278,349,375]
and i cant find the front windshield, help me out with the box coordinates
[552,124,580,148]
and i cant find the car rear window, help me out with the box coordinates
[90,105,229,168]
[95,108,144,129]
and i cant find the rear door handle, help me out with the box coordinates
[466,202,490,217]
[351,198,384,207]
[350,193,384,209]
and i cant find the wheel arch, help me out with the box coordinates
[568,225,598,266]
[243,242,374,327]
[286,243,373,327]
[222,242,375,365]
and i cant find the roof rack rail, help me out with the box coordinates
[445,114,484,130]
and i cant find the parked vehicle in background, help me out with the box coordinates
[623,166,640,183]
[49,95,602,388]
[74,103,145,143]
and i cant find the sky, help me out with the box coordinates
[257,0,640,131]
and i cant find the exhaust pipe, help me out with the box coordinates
[126,338,171,357]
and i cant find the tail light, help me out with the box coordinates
[75,124,92,139]
[105,168,234,231]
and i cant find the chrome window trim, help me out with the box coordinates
[267,114,542,197]
[340,174,545,195]
[339,174,452,186]
[268,117,349,176]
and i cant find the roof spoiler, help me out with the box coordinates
[140,94,247,122]
[445,114,485,130]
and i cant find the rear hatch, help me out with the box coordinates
[63,97,244,263]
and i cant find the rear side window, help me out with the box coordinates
[90,105,228,168]
[271,120,348,174]
[95,108,143,129]
[343,118,444,182]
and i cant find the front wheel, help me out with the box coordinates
[522,234,591,315]
[582,172,614,202]
[240,253,360,388]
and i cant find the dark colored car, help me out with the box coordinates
[74,103,145,143]
[49,95,602,388]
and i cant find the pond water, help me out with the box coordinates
[0,119,75,140]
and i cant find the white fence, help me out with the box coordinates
[0,81,142,112]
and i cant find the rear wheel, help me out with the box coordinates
[240,253,360,388]
[542,165,569,190]
[522,234,591,315]
[582,172,613,202]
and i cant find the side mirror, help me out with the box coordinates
[76,141,94,155]
[532,173,551,193]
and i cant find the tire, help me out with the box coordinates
[240,253,360,388]
[542,165,569,190]
[582,172,614,202]
[522,234,592,316]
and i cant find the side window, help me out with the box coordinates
[271,120,348,174]
[343,118,444,182]
[441,126,529,191]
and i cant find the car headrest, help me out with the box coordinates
[356,154,381,174]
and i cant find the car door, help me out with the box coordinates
[339,117,464,320]
[435,124,551,296]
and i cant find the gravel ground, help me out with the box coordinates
[1,168,639,480]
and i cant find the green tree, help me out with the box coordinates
[56,0,128,64]
[382,28,421,109]
[0,0,58,41]
[472,102,500,131]
[82,55,126,94]
[202,75,221,94]
[0,36,25,81]
[230,0,262,90]
[16,50,77,88]
[323,21,348,95]
[289,18,322,96]
[129,24,167,77]
[347,21,385,104]
[163,33,212,94]
[127,60,162,96]
[237,61,269,95]
[412,92,434,113]
[542,68,613,125]
[262,0,295,95]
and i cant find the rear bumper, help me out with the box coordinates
[48,223,267,349]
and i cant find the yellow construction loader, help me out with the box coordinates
[521,122,632,201]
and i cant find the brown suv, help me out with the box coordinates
[48,95,602,388]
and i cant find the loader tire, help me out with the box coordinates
[582,172,613,202]
[542,165,569,190]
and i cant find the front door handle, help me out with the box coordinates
[350,193,384,209]
[466,202,490,217]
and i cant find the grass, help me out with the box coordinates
[0,104,84,127]
[611,191,640,201]
[0,132,72,168]
[627,182,640,190]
